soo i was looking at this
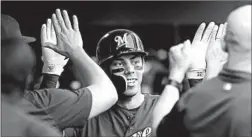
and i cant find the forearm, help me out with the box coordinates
[152,70,183,136]
[152,85,179,136]
[40,74,59,88]
[157,104,189,137]
[69,48,112,87]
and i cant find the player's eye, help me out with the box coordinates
[132,60,140,65]
[131,58,143,70]
[112,62,123,67]
[111,61,124,74]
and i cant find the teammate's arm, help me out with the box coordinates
[45,9,118,119]
[27,116,62,137]
[26,9,118,129]
[156,103,190,137]
[40,17,68,89]
[152,40,191,136]
[185,22,215,87]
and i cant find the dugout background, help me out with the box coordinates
[2,1,251,92]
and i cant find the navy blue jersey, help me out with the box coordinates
[19,87,92,130]
[69,94,159,137]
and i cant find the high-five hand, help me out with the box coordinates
[190,22,215,69]
[169,40,192,83]
[205,23,228,79]
[43,9,83,57]
[41,18,69,75]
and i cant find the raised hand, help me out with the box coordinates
[190,22,215,70]
[205,23,228,79]
[169,40,192,83]
[41,18,69,75]
[43,9,83,57]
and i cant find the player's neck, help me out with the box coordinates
[225,55,251,73]
[117,90,145,110]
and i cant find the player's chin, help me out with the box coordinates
[123,88,139,97]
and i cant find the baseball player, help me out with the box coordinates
[5,9,118,132]
[41,12,214,137]
[62,27,205,137]
[1,14,61,137]
[157,5,251,137]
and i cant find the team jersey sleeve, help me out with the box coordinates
[27,117,62,137]
[24,88,92,129]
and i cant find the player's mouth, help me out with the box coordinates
[127,78,138,86]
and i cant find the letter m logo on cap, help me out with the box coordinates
[114,33,135,50]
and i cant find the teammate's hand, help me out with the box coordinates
[41,18,69,75]
[205,23,228,79]
[169,40,192,83]
[43,9,83,57]
[190,22,215,69]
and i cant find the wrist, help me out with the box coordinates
[186,68,206,79]
[164,79,182,93]
[42,63,65,76]
[204,66,221,80]
[68,47,86,59]
[169,69,185,83]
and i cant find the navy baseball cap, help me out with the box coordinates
[1,14,36,43]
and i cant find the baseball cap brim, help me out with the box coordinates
[22,36,36,43]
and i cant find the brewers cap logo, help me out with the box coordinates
[114,33,135,50]
[96,29,147,65]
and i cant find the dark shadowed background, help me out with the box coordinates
[2,1,251,91]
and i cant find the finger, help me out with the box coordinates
[55,9,67,32]
[210,25,218,43]
[202,22,215,42]
[62,10,72,29]
[169,45,177,56]
[46,19,51,39]
[73,15,79,31]
[172,44,182,56]
[183,40,191,52]
[51,21,56,39]
[177,43,184,49]
[216,24,224,39]
[41,24,46,45]
[222,22,228,36]
[192,23,206,43]
[52,13,61,34]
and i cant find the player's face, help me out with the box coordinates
[109,54,144,97]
